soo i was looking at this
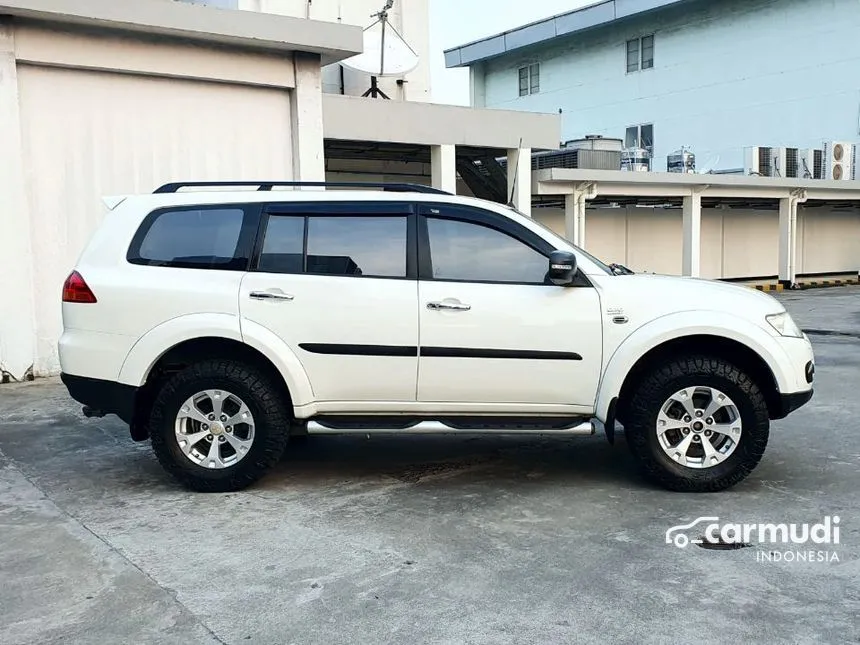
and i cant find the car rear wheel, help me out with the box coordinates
[624,355,770,492]
[149,359,291,492]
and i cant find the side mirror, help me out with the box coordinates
[548,250,578,286]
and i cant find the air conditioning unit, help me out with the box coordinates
[744,146,783,177]
[798,148,825,179]
[784,147,799,178]
[824,141,856,180]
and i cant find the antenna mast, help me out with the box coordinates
[362,0,395,99]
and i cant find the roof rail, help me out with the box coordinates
[153,181,452,195]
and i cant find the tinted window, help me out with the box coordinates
[258,215,304,273]
[307,216,407,278]
[131,208,245,269]
[427,218,548,284]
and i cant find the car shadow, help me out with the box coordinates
[259,432,649,490]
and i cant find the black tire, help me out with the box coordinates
[149,359,291,492]
[624,355,770,492]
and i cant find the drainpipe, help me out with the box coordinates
[779,188,808,288]
[565,181,597,247]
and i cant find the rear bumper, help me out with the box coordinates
[773,388,814,420]
[61,373,137,425]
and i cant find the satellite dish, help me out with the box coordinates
[340,1,419,99]
[698,153,720,174]
[342,24,419,77]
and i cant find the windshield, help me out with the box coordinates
[505,205,615,275]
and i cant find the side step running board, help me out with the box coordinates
[307,420,595,436]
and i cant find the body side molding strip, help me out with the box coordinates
[298,344,582,361]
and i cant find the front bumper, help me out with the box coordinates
[772,388,814,420]
[61,373,138,425]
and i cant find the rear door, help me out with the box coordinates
[240,201,419,402]
[416,203,603,407]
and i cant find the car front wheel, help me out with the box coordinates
[149,359,291,492]
[624,355,770,492]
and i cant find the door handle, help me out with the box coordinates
[427,301,471,311]
[250,291,294,301]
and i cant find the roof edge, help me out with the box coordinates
[0,0,364,64]
[444,0,692,68]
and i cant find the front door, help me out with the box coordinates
[416,204,603,407]
[240,201,418,402]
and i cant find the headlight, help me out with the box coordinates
[766,312,803,338]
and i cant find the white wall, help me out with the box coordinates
[239,0,431,101]
[478,0,860,170]
[534,204,860,279]
[0,22,324,380]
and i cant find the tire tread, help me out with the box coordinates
[149,359,291,492]
[625,354,770,492]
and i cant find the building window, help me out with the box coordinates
[626,35,654,72]
[518,63,540,96]
[625,123,654,154]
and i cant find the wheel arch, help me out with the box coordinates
[130,336,300,441]
[612,335,782,425]
[595,312,792,424]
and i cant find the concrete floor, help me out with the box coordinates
[2,287,859,645]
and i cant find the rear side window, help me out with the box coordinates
[257,216,304,274]
[257,215,408,278]
[307,216,406,277]
[128,207,253,270]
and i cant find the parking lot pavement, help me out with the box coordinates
[2,287,859,645]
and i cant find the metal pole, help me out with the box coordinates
[379,12,387,78]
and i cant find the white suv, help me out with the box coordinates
[59,181,815,493]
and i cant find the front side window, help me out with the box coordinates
[426,217,548,284]
[129,207,247,270]
[257,214,407,278]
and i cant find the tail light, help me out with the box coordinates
[62,271,97,303]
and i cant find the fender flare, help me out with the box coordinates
[117,314,314,408]
[594,311,792,421]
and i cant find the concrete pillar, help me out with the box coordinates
[682,192,702,277]
[507,147,532,216]
[290,52,325,182]
[430,144,457,193]
[778,196,798,286]
[0,20,35,380]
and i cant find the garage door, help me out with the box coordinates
[17,65,294,374]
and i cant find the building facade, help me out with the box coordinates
[180,0,431,101]
[446,0,860,172]
[1,0,558,382]
[0,0,362,381]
